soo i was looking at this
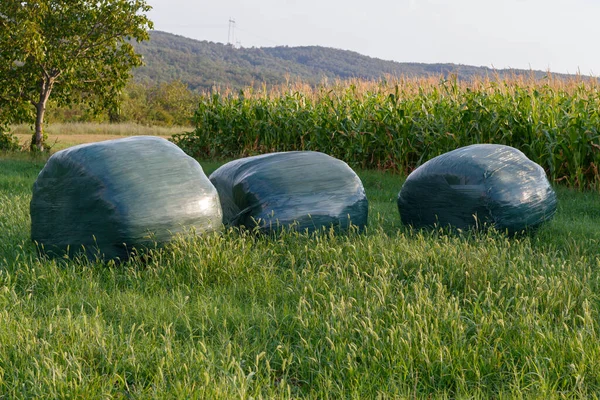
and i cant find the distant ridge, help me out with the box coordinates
[132,31,577,91]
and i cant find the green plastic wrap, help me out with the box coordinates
[397,144,557,234]
[31,136,222,260]
[209,151,368,233]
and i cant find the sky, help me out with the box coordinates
[147,0,599,76]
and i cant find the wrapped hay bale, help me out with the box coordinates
[397,144,557,234]
[31,136,222,260]
[209,151,368,233]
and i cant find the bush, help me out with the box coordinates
[45,80,199,127]
[0,129,20,152]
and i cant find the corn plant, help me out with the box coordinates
[174,76,600,189]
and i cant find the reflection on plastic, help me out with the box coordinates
[397,144,557,234]
[209,151,368,233]
[30,136,223,260]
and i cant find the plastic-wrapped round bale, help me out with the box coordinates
[31,136,222,260]
[209,151,368,233]
[397,144,557,234]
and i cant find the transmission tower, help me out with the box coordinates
[227,18,236,47]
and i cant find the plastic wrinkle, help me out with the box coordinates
[209,151,368,233]
[30,136,222,260]
[397,144,557,234]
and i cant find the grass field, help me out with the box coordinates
[1,149,599,398]
[9,122,191,152]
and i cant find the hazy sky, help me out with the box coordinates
[147,0,598,76]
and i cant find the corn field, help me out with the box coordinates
[173,76,600,189]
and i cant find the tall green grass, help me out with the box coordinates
[174,76,600,189]
[1,154,600,397]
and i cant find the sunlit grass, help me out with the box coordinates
[1,154,599,398]
[10,122,192,152]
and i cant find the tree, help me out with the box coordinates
[0,0,153,150]
[147,80,199,126]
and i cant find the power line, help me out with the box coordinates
[235,25,281,47]
[227,18,282,48]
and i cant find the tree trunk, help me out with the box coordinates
[32,77,53,152]
[33,101,46,152]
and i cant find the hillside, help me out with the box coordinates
[132,31,567,91]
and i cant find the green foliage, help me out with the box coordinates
[45,80,199,127]
[140,80,200,126]
[28,130,49,153]
[2,155,600,397]
[133,31,571,92]
[174,79,600,189]
[0,0,153,149]
[0,130,20,152]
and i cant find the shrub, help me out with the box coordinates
[0,128,20,152]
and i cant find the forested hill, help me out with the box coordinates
[132,31,565,92]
